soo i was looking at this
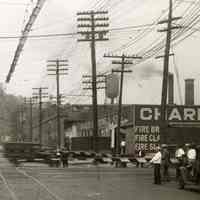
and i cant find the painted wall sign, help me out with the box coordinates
[135,105,200,123]
[133,105,200,152]
[134,125,160,152]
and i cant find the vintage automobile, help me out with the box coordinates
[178,145,200,190]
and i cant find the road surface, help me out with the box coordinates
[0,153,199,200]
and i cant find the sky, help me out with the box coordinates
[1,0,200,105]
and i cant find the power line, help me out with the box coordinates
[109,0,182,54]
[0,2,29,6]
[0,24,155,40]
[67,0,200,105]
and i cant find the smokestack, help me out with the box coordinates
[185,79,194,105]
[168,73,174,104]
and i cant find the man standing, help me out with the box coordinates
[186,144,197,176]
[120,139,126,155]
[136,147,146,168]
[61,150,69,168]
[150,146,162,185]
[162,144,170,181]
[175,144,185,179]
[175,144,185,159]
[187,144,197,162]
[56,148,61,167]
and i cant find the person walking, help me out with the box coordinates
[136,147,146,168]
[61,150,69,168]
[161,144,170,182]
[150,146,162,185]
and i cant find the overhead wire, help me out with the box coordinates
[33,1,111,99]
[109,0,149,24]
[66,0,170,103]
[91,0,197,90]
[25,1,200,103]
[126,0,200,67]
[108,1,179,54]
[0,23,158,40]
[0,2,29,6]
[171,2,200,46]
[111,0,181,54]
[56,0,200,104]
[91,0,106,10]
[98,0,112,10]
[69,0,200,103]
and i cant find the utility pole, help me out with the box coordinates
[49,94,65,104]
[32,87,48,146]
[158,0,182,143]
[18,105,25,142]
[82,74,106,151]
[77,10,109,152]
[47,59,68,149]
[24,97,36,142]
[82,74,106,90]
[104,54,142,154]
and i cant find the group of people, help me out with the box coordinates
[54,149,69,167]
[150,143,197,185]
[175,143,197,179]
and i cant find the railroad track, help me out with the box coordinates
[0,166,65,200]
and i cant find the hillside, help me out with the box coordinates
[0,83,21,142]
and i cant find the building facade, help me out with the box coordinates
[23,103,200,154]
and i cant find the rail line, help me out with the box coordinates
[16,167,64,200]
[0,166,64,200]
[0,169,19,200]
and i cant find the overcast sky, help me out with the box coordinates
[1,0,200,105]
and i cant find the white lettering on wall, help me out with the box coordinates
[140,108,152,120]
[184,108,196,120]
[154,108,161,120]
[168,108,182,121]
[198,108,200,121]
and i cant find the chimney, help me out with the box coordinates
[168,73,174,104]
[185,79,194,105]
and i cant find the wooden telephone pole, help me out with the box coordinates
[82,74,106,91]
[32,87,48,146]
[24,97,37,142]
[158,0,182,143]
[18,104,25,141]
[77,10,109,152]
[82,74,106,151]
[104,54,142,154]
[47,59,68,149]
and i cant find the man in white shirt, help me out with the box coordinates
[175,146,185,159]
[120,140,126,155]
[150,146,162,184]
[186,144,197,176]
[175,145,185,179]
[187,146,196,161]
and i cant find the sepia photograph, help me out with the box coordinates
[0,0,199,199]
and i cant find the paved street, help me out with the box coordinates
[0,164,199,200]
